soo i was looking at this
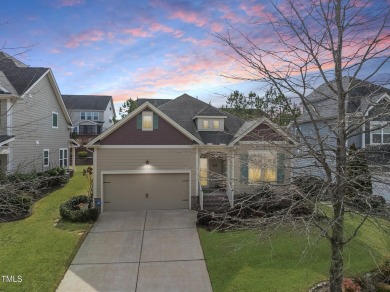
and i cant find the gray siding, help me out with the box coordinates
[0,99,7,135]
[9,74,70,172]
[95,147,197,201]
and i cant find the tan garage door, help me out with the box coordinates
[103,173,189,211]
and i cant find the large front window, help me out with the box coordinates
[248,150,277,183]
[371,122,390,144]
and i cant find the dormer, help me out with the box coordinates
[193,105,227,132]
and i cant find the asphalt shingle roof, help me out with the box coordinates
[158,94,245,144]
[137,98,171,107]
[61,95,113,111]
[0,52,48,95]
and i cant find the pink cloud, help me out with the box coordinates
[65,29,105,48]
[123,27,151,38]
[211,22,224,33]
[123,22,184,39]
[181,37,214,47]
[169,10,207,27]
[240,2,267,17]
[56,0,84,7]
[72,60,86,67]
[50,48,61,54]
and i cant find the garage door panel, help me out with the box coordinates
[103,173,189,211]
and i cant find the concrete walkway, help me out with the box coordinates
[57,209,213,292]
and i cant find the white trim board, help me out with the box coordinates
[100,169,192,212]
[89,145,196,149]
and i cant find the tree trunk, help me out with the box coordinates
[329,194,344,292]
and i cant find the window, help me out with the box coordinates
[59,148,68,168]
[80,112,85,120]
[79,125,96,135]
[93,112,99,121]
[213,120,220,129]
[371,122,390,144]
[86,112,92,120]
[43,149,49,167]
[202,120,209,129]
[52,112,58,128]
[142,111,153,130]
[248,150,277,183]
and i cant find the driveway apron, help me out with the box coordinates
[57,209,212,292]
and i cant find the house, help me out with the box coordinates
[87,94,295,211]
[0,51,75,173]
[294,77,390,201]
[61,95,116,139]
[297,77,390,150]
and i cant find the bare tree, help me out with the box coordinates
[213,0,390,291]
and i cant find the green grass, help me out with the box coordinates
[199,213,390,292]
[0,166,92,292]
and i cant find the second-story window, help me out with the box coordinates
[52,112,58,128]
[142,111,153,130]
[81,112,99,121]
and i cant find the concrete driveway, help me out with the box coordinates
[57,209,213,292]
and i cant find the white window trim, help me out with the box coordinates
[93,112,99,121]
[52,112,58,128]
[59,148,68,168]
[43,149,49,167]
[370,121,390,145]
[80,112,86,120]
[142,111,153,131]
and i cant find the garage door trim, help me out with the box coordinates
[100,169,191,211]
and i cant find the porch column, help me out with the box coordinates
[195,147,199,197]
[72,146,76,168]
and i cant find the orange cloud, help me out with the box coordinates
[66,29,105,48]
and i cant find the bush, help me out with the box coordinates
[78,151,88,158]
[60,195,99,222]
[9,195,32,212]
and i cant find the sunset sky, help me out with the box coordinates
[2,0,389,110]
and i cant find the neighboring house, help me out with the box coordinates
[297,77,390,150]
[0,51,75,173]
[294,77,390,201]
[61,95,116,139]
[87,94,295,212]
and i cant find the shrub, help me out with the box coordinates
[78,151,88,158]
[9,195,32,212]
[60,195,99,222]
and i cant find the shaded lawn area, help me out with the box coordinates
[199,214,390,292]
[0,166,92,292]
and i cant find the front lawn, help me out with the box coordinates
[199,214,390,292]
[0,166,92,292]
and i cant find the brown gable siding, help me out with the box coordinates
[100,111,194,145]
[240,123,285,141]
